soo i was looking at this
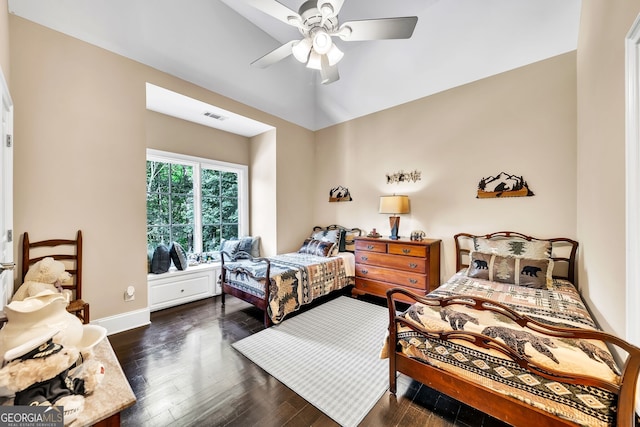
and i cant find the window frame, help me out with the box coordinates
[146,148,249,254]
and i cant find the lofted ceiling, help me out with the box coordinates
[8,0,581,132]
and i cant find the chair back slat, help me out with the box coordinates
[21,230,87,322]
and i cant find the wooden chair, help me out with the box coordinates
[22,230,89,324]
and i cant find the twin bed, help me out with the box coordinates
[221,227,640,426]
[384,231,640,427]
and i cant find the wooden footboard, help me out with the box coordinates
[386,287,640,427]
[220,251,272,327]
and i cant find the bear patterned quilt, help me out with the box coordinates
[223,252,349,324]
[384,271,622,427]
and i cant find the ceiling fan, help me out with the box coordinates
[245,0,418,84]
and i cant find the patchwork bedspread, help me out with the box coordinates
[224,253,349,323]
[384,271,622,426]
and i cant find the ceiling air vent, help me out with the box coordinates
[204,111,228,121]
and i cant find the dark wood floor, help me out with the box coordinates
[109,294,511,427]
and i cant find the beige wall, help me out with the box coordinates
[250,130,277,256]
[8,16,315,322]
[249,125,315,256]
[0,0,9,85]
[576,0,640,337]
[276,125,315,253]
[146,111,250,166]
[10,16,149,320]
[315,52,578,280]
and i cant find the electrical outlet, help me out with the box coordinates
[124,285,135,302]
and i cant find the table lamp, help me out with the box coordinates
[379,195,410,240]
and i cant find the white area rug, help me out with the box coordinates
[232,296,390,427]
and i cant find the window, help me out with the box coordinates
[146,149,248,256]
[201,168,240,252]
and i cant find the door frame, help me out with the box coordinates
[625,13,640,347]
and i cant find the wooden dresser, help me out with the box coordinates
[353,236,441,302]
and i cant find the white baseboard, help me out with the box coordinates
[91,307,151,336]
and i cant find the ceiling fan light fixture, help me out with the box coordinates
[292,38,312,63]
[334,25,352,40]
[286,15,303,29]
[312,31,333,55]
[306,51,323,70]
[318,3,334,26]
[326,44,344,66]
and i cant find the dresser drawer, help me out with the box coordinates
[355,240,387,253]
[355,264,426,289]
[355,251,426,273]
[355,278,426,303]
[388,243,427,258]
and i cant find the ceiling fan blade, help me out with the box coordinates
[244,0,303,27]
[320,55,340,85]
[337,17,418,41]
[251,40,297,68]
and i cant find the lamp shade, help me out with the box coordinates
[379,195,410,215]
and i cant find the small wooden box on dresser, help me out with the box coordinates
[353,236,441,303]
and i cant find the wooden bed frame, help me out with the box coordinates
[386,231,640,427]
[220,225,361,328]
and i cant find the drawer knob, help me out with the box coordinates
[402,248,411,254]
[409,279,418,284]
[181,289,185,292]
[366,245,374,250]
[360,256,368,261]
[409,263,418,269]
[360,269,368,275]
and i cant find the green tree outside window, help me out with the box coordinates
[147,156,243,257]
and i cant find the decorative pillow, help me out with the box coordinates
[298,239,336,257]
[310,229,342,256]
[467,251,554,289]
[147,249,154,273]
[473,237,551,259]
[170,242,188,270]
[466,251,492,281]
[237,236,261,258]
[150,244,171,274]
[219,239,241,261]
